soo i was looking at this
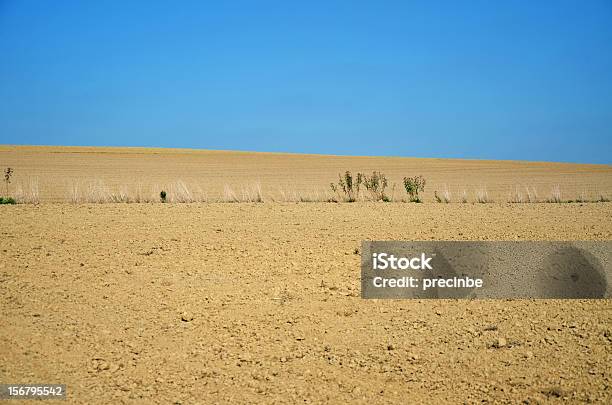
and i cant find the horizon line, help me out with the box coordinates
[1,143,610,167]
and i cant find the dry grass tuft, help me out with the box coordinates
[85,180,111,203]
[15,178,40,204]
[435,185,451,203]
[509,186,525,203]
[524,186,538,203]
[546,185,562,203]
[223,185,240,203]
[476,187,491,203]
[576,190,588,203]
[169,180,194,203]
[241,182,263,203]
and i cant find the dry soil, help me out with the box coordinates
[1,202,611,404]
[1,146,611,404]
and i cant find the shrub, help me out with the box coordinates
[0,197,16,204]
[460,190,468,203]
[330,171,362,202]
[160,190,167,203]
[403,175,425,202]
[362,171,389,201]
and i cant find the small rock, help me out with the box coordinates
[181,312,194,322]
[541,386,564,398]
[493,337,507,348]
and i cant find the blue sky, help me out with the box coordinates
[1,1,611,163]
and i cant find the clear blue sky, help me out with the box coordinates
[1,1,611,164]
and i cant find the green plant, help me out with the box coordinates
[330,171,362,202]
[0,197,16,204]
[4,167,13,197]
[403,175,426,202]
[362,171,389,201]
[160,190,167,203]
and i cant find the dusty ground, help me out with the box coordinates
[1,202,611,404]
[1,145,611,202]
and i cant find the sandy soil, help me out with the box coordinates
[1,145,611,202]
[1,202,611,404]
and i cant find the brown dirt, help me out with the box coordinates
[1,202,611,404]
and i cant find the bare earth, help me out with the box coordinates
[1,146,611,404]
[1,145,611,202]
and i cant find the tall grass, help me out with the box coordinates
[168,180,194,203]
[132,183,155,203]
[12,177,612,204]
[223,185,239,203]
[241,182,264,203]
[109,185,130,203]
[501,185,538,203]
[546,185,562,203]
[576,190,588,203]
[276,188,337,203]
[525,186,538,203]
[509,186,524,203]
[434,185,451,203]
[85,180,111,203]
[597,194,610,203]
[14,178,40,204]
[475,187,491,203]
